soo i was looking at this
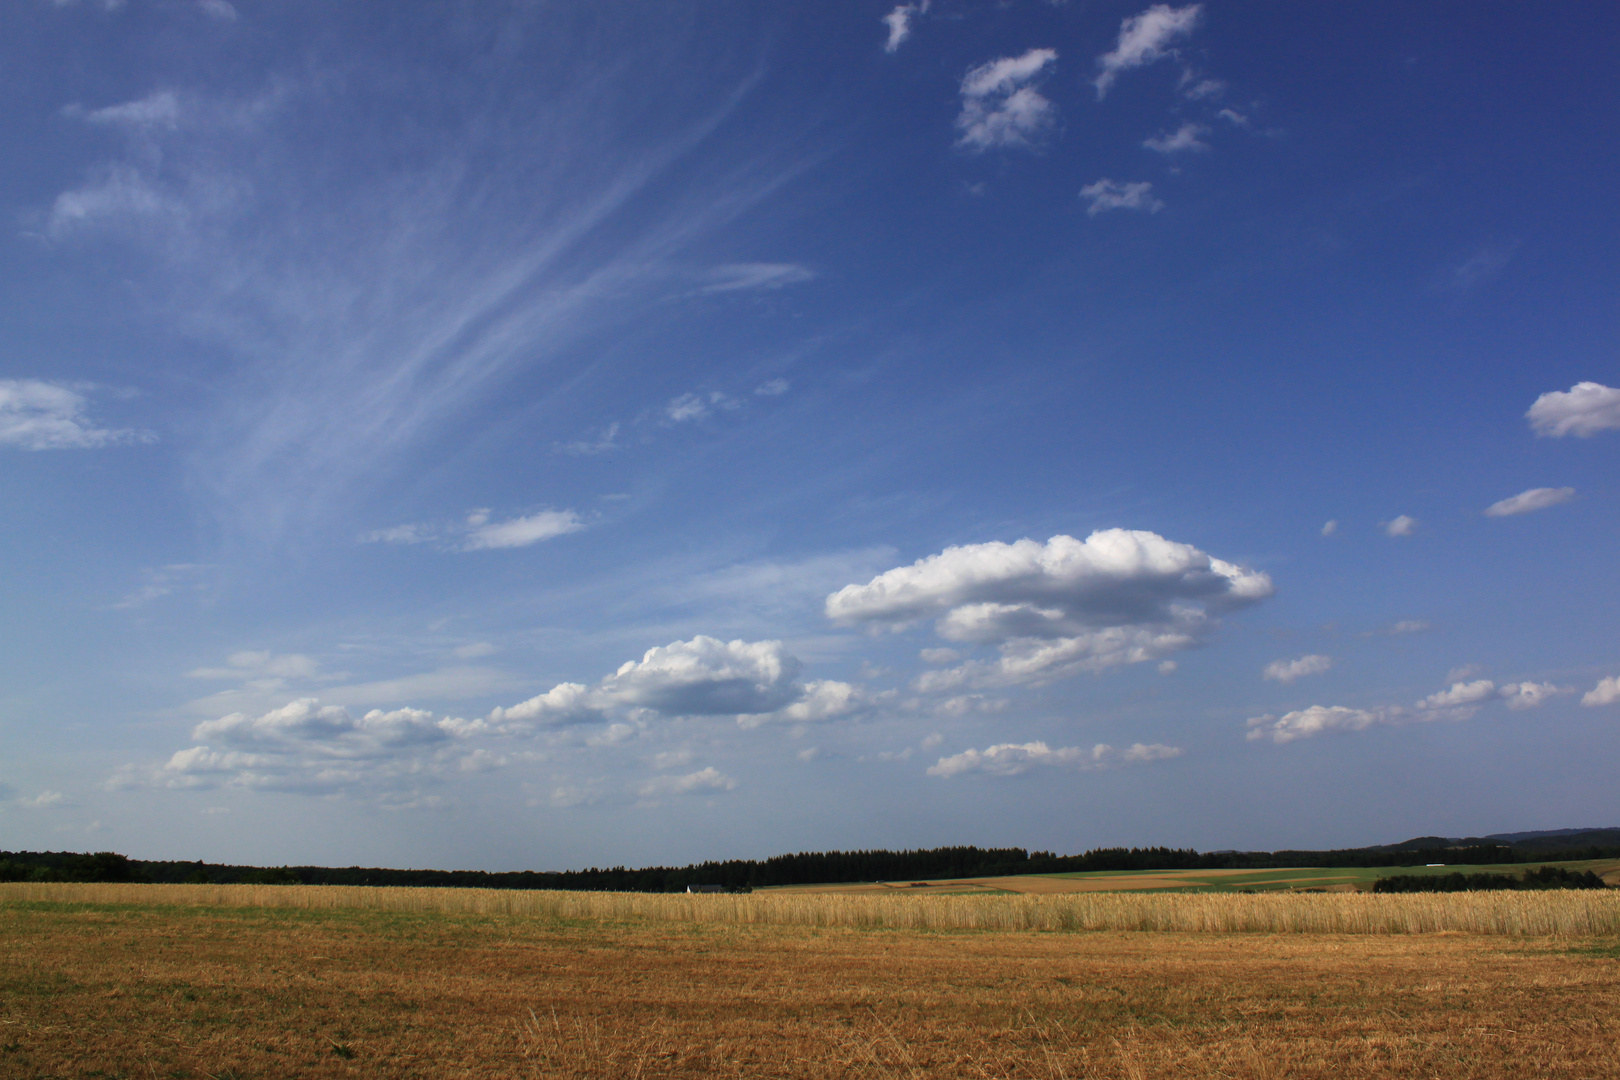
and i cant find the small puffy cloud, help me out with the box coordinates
[464,510,583,550]
[192,698,452,750]
[198,0,237,20]
[481,635,866,733]
[1484,487,1574,517]
[602,636,803,716]
[1382,515,1417,537]
[745,679,869,728]
[830,529,1271,687]
[1498,682,1566,710]
[1527,382,1620,438]
[956,49,1059,152]
[1263,654,1332,684]
[755,378,790,397]
[666,393,707,421]
[1080,179,1163,216]
[1157,660,1177,674]
[1582,676,1620,707]
[0,380,150,450]
[927,740,1180,778]
[142,698,475,797]
[701,263,816,294]
[484,682,603,732]
[1418,679,1496,709]
[15,790,65,809]
[1181,75,1225,100]
[636,766,736,799]
[1217,107,1250,128]
[882,1,929,53]
[1143,123,1210,154]
[1094,4,1202,98]
[1246,705,1391,744]
[920,647,961,665]
[1386,620,1430,636]
[1321,520,1339,537]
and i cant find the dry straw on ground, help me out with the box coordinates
[3,895,1618,1078]
[5,880,1619,935]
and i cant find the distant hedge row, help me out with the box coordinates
[1372,866,1610,893]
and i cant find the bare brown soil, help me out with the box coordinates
[3,901,1618,1078]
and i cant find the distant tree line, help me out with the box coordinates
[3,837,1616,892]
[1373,866,1609,893]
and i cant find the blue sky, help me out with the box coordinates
[3,0,1617,871]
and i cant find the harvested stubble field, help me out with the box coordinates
[3,885,1619,1079]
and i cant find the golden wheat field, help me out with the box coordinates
[3,885,1619,1078]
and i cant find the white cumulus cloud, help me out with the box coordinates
[1582,676,1620,707]
[1418,679,1496,709]
[143,698,473,797]
[1382,515,1417,537]
[1080,179,1163,216]
[1527,382,1620,438]
[484,682,603,732]
[1484,487,1575,517]
[0,380,150,450]
[1498,682,1566,710]
[1262,655,1332,684]
[956,49,1059,152]
[831,529,1271,688]
[927,740,1180,778]
[602,636,803,716]
[1143,123,1210,154]
[1094,4,1202,99]
[1246,705,1394,744]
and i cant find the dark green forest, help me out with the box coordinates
[4,828,1616,893]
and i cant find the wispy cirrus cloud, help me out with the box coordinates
[358,509,585,551]
[38,15,811,549]
[699,262,815,293]
[0,380,151,450]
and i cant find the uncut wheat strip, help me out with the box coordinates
[3,882,1618,936]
